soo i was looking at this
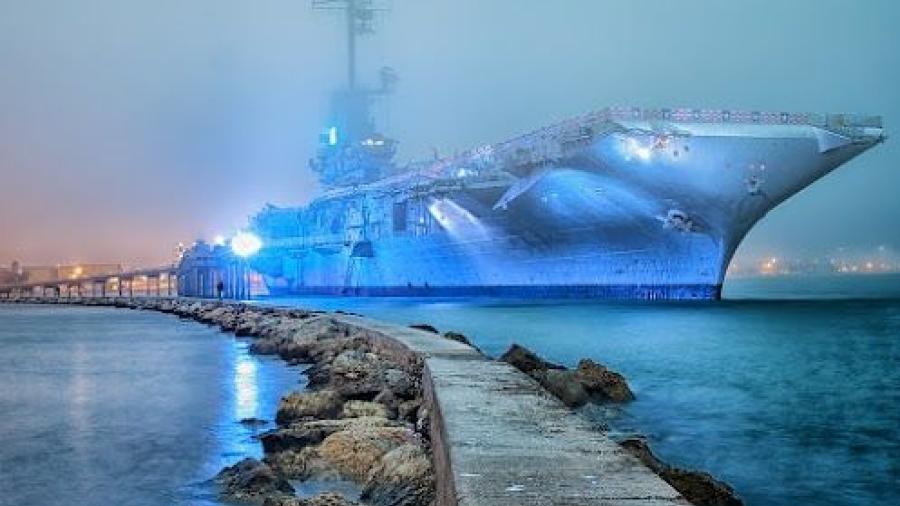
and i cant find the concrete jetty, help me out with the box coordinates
[338,314,687,506]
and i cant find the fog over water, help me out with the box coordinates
[1,0,898,267]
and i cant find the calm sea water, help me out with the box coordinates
[258,274,900,506]
[0,306,301,506]
[1,276,897,506]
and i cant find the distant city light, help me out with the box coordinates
[730,246,900,278]
[231,232,262,258]
[213,235,226,246]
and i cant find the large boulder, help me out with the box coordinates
[372,389,401,419]
[361,444,435,506]
[499,344,564,376]
[307,346,420,402]
[501,344,634,407]
[408,323,439,333]
[331,350,370,377]
[276,390,345,424]
[215,458,294,503]
[266,446,339,480]
[442,331,481,353]
[620,438,743,506]
[318,425,418,481]
[261,425,333,454]
[534,369,589,408]
[383,368,416,399]
[249,335,318,362]
[574,358,635,402]
[235,314,265,336]
[341,400,390,420]
[264,418,401,477]
[196,305,232,324]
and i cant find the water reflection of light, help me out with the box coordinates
[233,354,259,421]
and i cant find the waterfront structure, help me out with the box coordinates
[0,266,177,300]
[247,2,885,300]
[0,244,257,300]
[0,263,124,284]
[177,240,260,299]
[0,262,21,285]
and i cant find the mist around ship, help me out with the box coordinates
[1,0,899,269]
[1,3,899,506]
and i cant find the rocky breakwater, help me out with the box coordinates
[500,342,742,506]
[128,299,439,506]
[1,296,744,506]
[499,343,634,407]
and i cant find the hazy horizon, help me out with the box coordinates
[1,0,898,268]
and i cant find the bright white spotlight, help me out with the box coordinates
[213,235,226,247]
[626,137,653,161]
[231,232,262,258]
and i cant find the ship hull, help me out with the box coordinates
[250,109,883,300]
[265,283,720,300]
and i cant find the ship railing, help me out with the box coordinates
[489,107,883,150]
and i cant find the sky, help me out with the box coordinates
[0,0,898,268]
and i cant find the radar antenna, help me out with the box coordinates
[312,0,390,90]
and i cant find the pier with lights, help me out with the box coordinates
[0,232,265,301]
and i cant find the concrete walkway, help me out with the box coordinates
[337,314,689,506]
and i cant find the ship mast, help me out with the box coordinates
[313,0,385,90]
[311,0,397,188]
[346,0,357,90]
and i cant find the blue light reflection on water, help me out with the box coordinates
[0,305,301,506]
[254,274,900,506]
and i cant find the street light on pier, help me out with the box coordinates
[229,232,262,300]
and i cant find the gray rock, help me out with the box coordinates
[215,458,294,503]
[276,390,345,425]
[442,331,481,353]
[383,368,415,398]
[621,438,743,506]
[535,369,589,408]
[408,323,439,333]
[499,344,565,376]
[574,358,635,402]
[361,444,435,506]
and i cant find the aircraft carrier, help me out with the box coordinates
[247,1,885,300]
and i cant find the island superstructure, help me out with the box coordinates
[247,1,885,300]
